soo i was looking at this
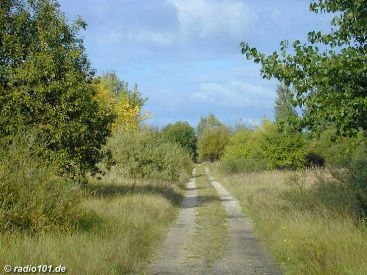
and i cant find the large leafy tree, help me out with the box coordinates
[161,121,197,160]
[241,0,367,136]
[0,0,114,175]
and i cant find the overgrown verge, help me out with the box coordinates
[211,163,367,274]
[0,127,188,273]
[0,1,191,272]
[0,131,84,233]
[0,169,183,274]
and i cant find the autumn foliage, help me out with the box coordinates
[94,72,147,132]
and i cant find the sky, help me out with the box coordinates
[58,0,332,127]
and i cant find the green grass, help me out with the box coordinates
[0,173,184,274]
[185,165,228,271]
[210,163,367,275]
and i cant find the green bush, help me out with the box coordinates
[220,120,307,173]
[0,132,84,233]
[311,129,365,167]
[197,126,230,162]
[220,127,265,173]
[104,127,193,184]
[260,120,307,170]
[301,129,367,217]
[161,121,197,161]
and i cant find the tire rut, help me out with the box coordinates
[205,167,280,275]
[150,169,198,274]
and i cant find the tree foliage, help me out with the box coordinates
[220,127,266,173]
[0,129,83,233]
[220,119,307,172]
[259,120,307,170]
[0,0,113,175]
[197,125,230,162]
[196,113,223,137]
[241,0,367,136]
[104,127,193,183]
[274,83,299,133]
[94,72,147,132]
[161,121,197,160]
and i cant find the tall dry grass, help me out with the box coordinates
[0,173,184,274]
[211,163,367,275]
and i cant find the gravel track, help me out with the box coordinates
[150,167,280,274]
[205,167,280,275]
[150,169,198,274]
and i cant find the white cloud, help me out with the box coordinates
[95,28,174,47]
[189,81,274,108]
[167,0,256,39]
[91,0,256,48]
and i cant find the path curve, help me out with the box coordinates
[150,169,198,274]
[205,167,280,275]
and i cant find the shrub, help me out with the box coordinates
[104,127,193,184]
[220,120,307,173]
[305,153,325,167]
[312,129,365,167]
[197,126,230,162]
[260,120,307,170]
[220,127,265,173]
[0,131,84,233]
[161,121,197,161]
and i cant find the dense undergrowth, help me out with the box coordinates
[0,131,84,233]
[104,127,193,184]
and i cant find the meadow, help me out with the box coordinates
[0,172,183,274]
[211,163,367,275]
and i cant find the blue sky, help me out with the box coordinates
[58,0,332,127]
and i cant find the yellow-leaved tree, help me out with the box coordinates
[94,72,147,131]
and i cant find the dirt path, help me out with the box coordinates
[205,167,280,275]
[150,169,198,274]
[150,167,280,274]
